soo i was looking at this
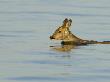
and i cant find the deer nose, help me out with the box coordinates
[50,36,55,39]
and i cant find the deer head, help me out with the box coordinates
[50,18,73,40]
[50,18,82,42]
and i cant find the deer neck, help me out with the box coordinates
[63,32,82,42]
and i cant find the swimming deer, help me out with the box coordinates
[50,18,110,45]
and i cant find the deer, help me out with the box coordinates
[50,18,110,45]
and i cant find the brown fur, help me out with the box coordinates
[50,18,110,45]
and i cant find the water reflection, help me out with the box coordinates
[8,76,72,81]
[50,44,77,52]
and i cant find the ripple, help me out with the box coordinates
[0,11,110,17]
[0,30,34,38]
[8,76,70,81]
[22,60,71,66]
[64,4,110,9]
[0,34,17,37]
[7,75,110,81]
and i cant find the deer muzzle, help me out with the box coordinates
[50,36,55,39]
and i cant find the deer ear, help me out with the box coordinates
[63,18,68,24]
[62,18,72,28]
[68,19,72,27]
[62,18,69,28]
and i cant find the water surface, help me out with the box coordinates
[0,0,110,82]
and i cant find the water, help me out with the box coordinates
[0,0,110,82]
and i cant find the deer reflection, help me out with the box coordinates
[50,44,76,52]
